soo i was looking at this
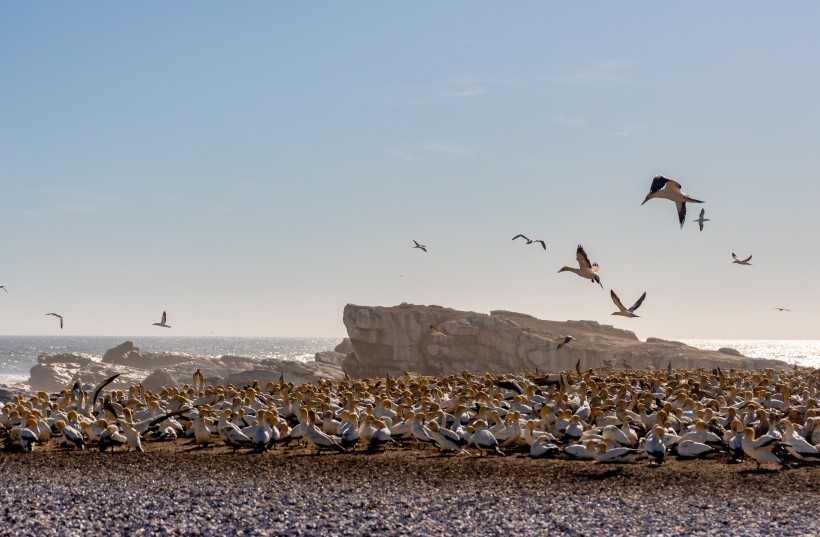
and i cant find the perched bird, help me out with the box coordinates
[610,290,646,318]
[412,240,427,253]
[153,311,171,328]
[642,175,704,228]
[693,208,710,231]
[558,245,603,289]
[45,313,64,329]
[512,234,546,250]
[732,253,752,266]
[557,336,573,350]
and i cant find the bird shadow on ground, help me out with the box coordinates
[575,468,623,480]
[737,467,784,476]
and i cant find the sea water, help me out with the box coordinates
[0,336,817,386]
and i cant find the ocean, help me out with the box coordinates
[0,336,817,386]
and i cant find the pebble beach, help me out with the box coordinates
[2,444,818,536]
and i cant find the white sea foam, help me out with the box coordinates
[680,339,820,368]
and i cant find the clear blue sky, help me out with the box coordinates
[1,3,819,339]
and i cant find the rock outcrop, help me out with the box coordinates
[342,303,789,377]
[28,344,346,393]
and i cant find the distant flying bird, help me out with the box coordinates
[412,240,427,253]
[610,290,646,318]
[45,312,63,329]
[152,311,171,328]
[642,175,704,228]
[557,335,573,349]
[511,234,546,250]
[732,253,752,265]
[558,245,603,289]
[0,286,7,293]
[773,307,791,312]
[693,208,710,232]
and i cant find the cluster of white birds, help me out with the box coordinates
[2,365,818,471]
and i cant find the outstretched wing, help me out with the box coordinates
[512,234,528,241]
[610,290,627,312]
[161,311,167,324]
[742,255,752,263]
[676,201,687,228]
[650,175,682,194]
[628,292,647,313]
[576,245,593,271]
[534,240,546,250]
[91,374,121,414]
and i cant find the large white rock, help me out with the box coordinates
[342,303,789,377]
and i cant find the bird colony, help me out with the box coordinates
[3,365,819,471]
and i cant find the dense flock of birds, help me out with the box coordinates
[2,364,819,470]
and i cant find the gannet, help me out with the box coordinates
[55,420,85,450]
[557,336,573,350]
[45,312,64,329]
[558,245,603,289]
[773,307,791,312]
[645,425,666,465]
[8,426,38,451]
[512,234,546,250]
[99,424,128,452]
[305,411,345,454]
[641,175,704,228]
[470,420,505,456]
[412,240,427,252]
[530,436,560,458]
[693,208,710,231]
[428,421,469,455]
[595,442,641,464]
[428,325,446,337]
[152,311,171,328]
[610,290,646,318]
[732,253,752,265]
[117,421,144,452]
[741,427,787,470]
[676,440,715,459]
[563,440,599,460]
[0,285,7,293]
[779,419,820,461]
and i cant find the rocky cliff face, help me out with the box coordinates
[342,303,788,377]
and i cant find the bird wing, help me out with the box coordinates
[512,234,528,241]
[576,245,593,270]
[161,311,167,324]
[628,292,647,313]
[413,240,420,247]
[91,374,121,414]
[649,175,681,195]
[676,201,687,228]
[732,253,739,261]
[534,240,546,250]
[420,246,427,252]
[742,255,752,263]
[610,290,628,313]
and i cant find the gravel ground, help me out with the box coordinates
[1,443,818,536]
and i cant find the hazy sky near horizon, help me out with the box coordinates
[1,3,819,340]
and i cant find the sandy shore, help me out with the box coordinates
[1,442,818,536]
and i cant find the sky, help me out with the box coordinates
[1,3,819,340]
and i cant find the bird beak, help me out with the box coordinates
[641,196,650,205]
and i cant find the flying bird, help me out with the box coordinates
[45,313,63,329]
[512,234,546,250]
[412,240,427,253]
[610,290,646,318]
[642,175,704,228]
[732,253,752,265]
[429,325,446,337]
[558,245,603,288]
[773,307,791,312]
[557,335,573,349]
[152,311,171,328]
[0,286,7,293]
[693,208,710,232]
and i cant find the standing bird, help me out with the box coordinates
[45,313,64,329]
[558,245,603,289]
[693,208,710,231]
[512,234,546,250]
[610,290,646,318]
[412,240,427,253]
[732,253,752,266]
[153,311,171,328]
[642,175,704,229]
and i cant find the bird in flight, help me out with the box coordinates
[429,325,446,337]
[0,286,7,293]
[45,312,64,329]
[610,290,646,318]
[642,175,704,229]
[693,208,710,232]
[512,234,546,250]
[557,335,573,349]
[773,307,791,312]
[152,311,171,328]
[558,245,603,289]
[412,240,427,253]
[732,253,752,266]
